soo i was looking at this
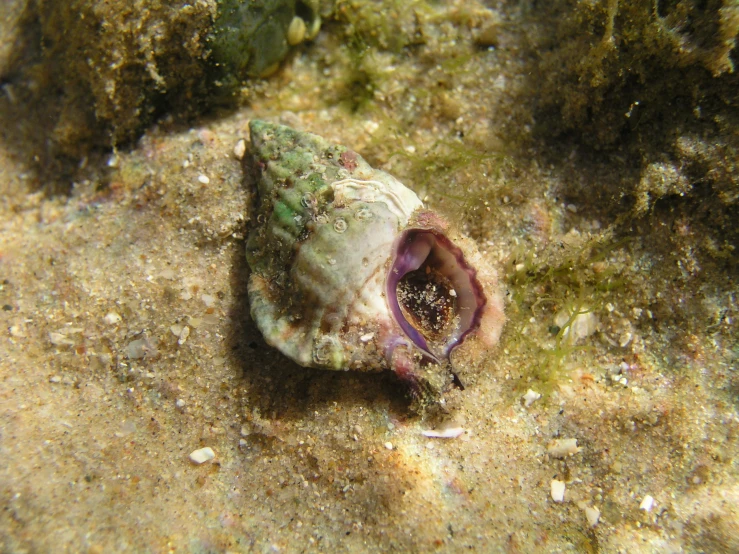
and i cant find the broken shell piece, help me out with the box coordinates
[421,427,465,439]
[189,447,215,464]
[640,494,655,512]
[49,332,74,346]
[104,312,122,325]
[551,479,566,502]
[584,506,600,526]
[233,139,246,160]
[177,326,190,346]
[547,438,581,458]
[522,388,541,407]
[554,306,598,343]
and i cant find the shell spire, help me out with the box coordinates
[245,120,504,400]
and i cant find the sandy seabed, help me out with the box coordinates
[1,1,738,552]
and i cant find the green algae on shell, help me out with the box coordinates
[245,120,505,398]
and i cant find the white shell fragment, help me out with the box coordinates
[49,332,74,346]
[551,479,566,502]
[584,506,601,526]
[547,438,581,458]
[554,307,598,343]
[177,326,190,346]
[640,494,655,512]
[189,447,215,464]
[104,312,122,325]
[522,389,541,407]
[421,427,465,439]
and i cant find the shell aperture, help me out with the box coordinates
[245,120,504,397]
[388,229,487,361]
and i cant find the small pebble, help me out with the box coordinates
[175,399,186,409]
[384,442,393,450]
[125,338,154,359]
[49,375,62,383]
[189,447,215,464]
[233,139,246,160]
[198,174,210,185]
[640,494,655,512]
[551,479,566,502]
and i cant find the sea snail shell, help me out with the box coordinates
[244,120,504,396]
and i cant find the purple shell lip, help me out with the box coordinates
[386,228,487,362]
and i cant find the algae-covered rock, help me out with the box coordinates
[35,0,216,155]
[0,0,32,78]
[521,0,739,269]
[2,0,325,159]
[524,0,739,280]
[530,0,739,148]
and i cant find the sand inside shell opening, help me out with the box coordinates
[388,229,486,359]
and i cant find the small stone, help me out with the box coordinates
[551,479,566,502]
[49,375,62,383]
[584,506,600,526]
[189,447,215,464]
[104,312,122,325]
[233,139,246,160]
[175,399,186,409]
[639,495,655,512]
[523,389,541,407]
[198,174,210,185]
[547,438,581,458]
[384,442,393,450]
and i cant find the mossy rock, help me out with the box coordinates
[3,0,325,161]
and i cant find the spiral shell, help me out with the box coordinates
[245,120,504,396]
